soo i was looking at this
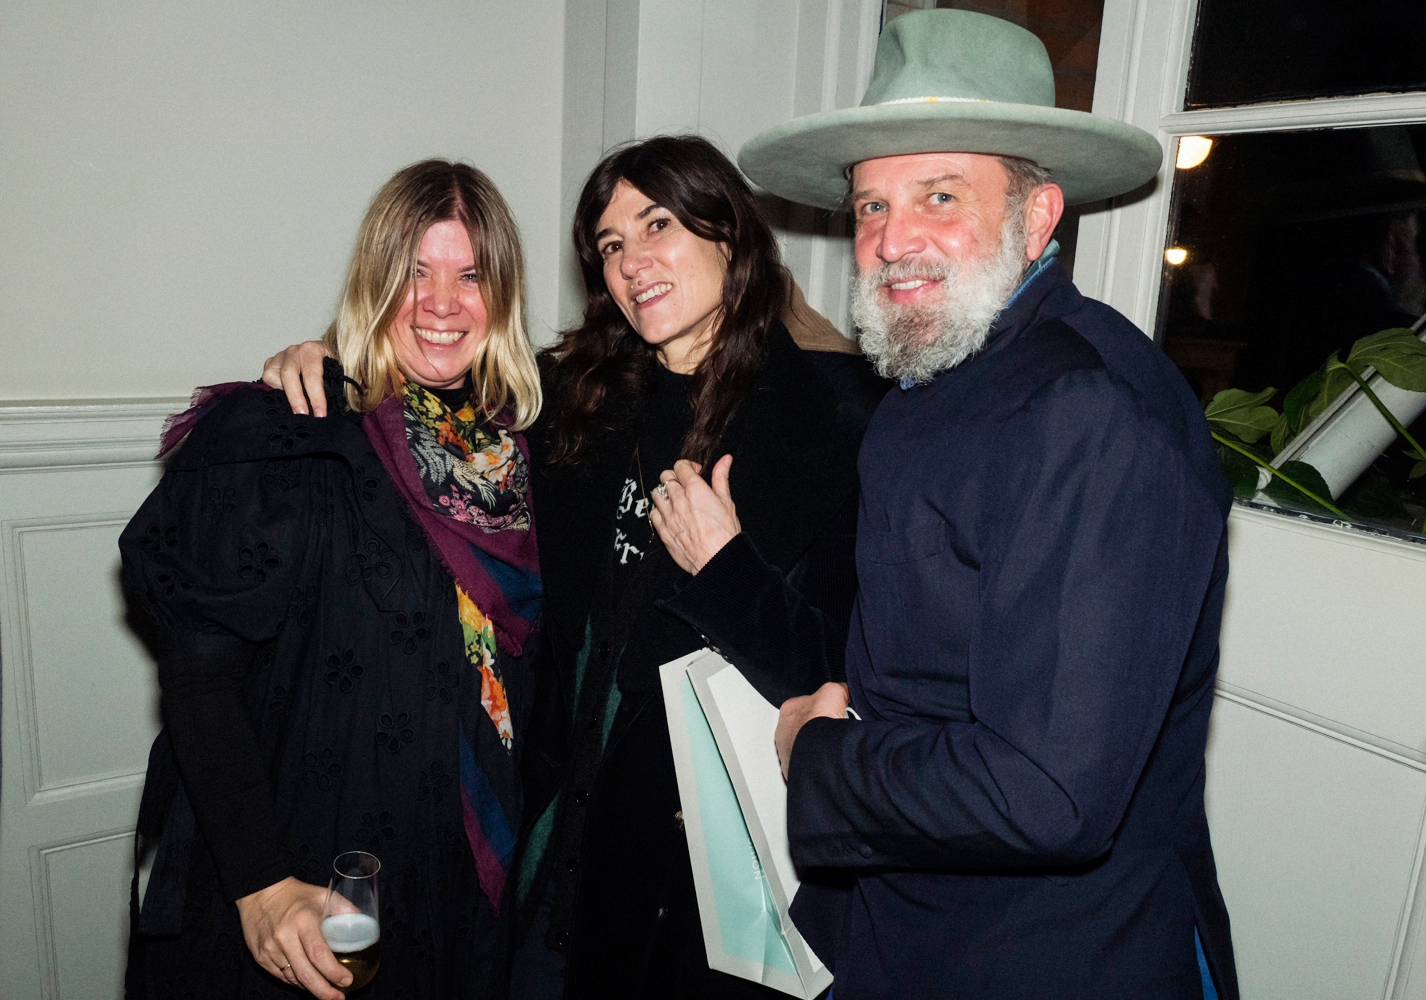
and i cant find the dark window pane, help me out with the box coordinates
[1158,126,1426,539]
[1187,0,1426,109]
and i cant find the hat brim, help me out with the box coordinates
[738,101,1163,209]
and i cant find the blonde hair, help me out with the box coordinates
[324,160,542,429]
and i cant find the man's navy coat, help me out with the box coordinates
[788,262,1238,999]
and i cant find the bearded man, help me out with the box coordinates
[742,10,1237,1000]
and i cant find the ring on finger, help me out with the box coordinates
[655,484,669,500]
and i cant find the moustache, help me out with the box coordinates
[867,260,954,289]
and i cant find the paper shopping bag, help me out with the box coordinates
[659,649,833,999]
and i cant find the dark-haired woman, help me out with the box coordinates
[513,134,879,999]
[261,136,885,997]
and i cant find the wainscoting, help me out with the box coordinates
[0,401,174,1000]
[1207,508,1426,998]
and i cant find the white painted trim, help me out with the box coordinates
[2,514,153,804]
[0,401,181,472]
[32,829,136,1000]
[1163,91,1426,136]
[1227,501,1426,565]
[1216,682,1426,772]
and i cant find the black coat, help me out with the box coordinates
[521,326,877,998]
[788,263,1238,999]
[120,372,530,999]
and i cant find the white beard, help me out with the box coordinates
[851,212,1030,383]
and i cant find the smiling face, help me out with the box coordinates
[850,151,1022,315]
[595,180,728,373]
[388,219,488,390]
[847,152,1065,382]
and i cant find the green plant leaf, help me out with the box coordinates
[1274,369,1324,453]
[1341,328,1426,391]
[1285,360,1357,442]
[1204,387,1278,444]
[1262,460,1336,515]
[1215,440,1262,497]
[1268,413,1292,456]
[1412,459,1426,480]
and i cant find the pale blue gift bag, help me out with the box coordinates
[660,650,833,999]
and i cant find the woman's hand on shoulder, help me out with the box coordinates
[650,455,741,575]
[261,341,332,418]
[235,876,350,999]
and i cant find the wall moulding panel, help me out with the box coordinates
[0,401,170,1000]
[1203,695,1426,998]
[0,401,183,473]
[5,514,162,799]
[32,831,137,1000]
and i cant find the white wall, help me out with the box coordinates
[0,0,567,402]
[555,0,881,334]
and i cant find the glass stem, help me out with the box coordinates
[1211,431,1347,518]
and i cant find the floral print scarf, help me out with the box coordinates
[363,379,542,913]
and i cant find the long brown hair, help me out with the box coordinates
[542,135,788,464]
[325,159,541,429]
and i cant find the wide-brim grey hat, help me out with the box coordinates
[739,9,1163,208]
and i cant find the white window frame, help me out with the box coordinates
[1076,0,1426,340]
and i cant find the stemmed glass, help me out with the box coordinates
[321,851,381,993]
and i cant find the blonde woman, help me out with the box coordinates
[120,160,542,1000]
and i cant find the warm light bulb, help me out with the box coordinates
[1165,247,1188,265]
[1176,136,1213,170]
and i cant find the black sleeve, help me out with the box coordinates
[658,491,857,706]
[121,446,312,901]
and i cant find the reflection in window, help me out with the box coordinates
[1159,126,1426,538]
[1187,0,1426,109]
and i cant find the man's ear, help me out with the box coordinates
[1023,183,1065,262]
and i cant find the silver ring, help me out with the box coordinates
[656,484,669,500]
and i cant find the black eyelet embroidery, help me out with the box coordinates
[353,464,382,503]
[309,484,336,524]
[389,611,429,654]
[266,420,311,453]
[381,903,406,943]
[261,465,302,492]
[302,748,343,789]
[376,712,416,754]
[283,843,324,882]
[268,684,289,714]
[405,519,429,556]
[424,661,460,704]
[411,927,435,964]
[356,810,396,851]
[418,760,452,803]
[203,487,237,526]
[152,571,193,599]
[138,523,179,553]
[325,649,366,693]
[237,541,281,583]
[285,585,317,628]
[345,538,395,586]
